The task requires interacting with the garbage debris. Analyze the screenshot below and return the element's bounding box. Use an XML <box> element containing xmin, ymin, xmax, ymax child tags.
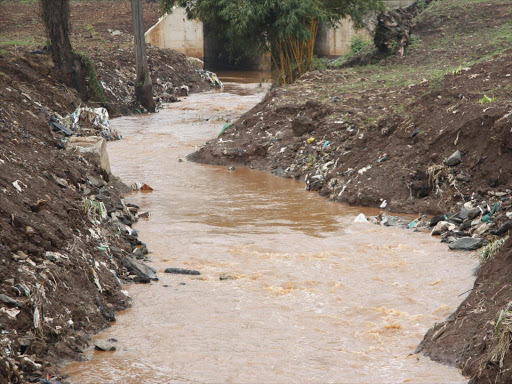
<box><xmin>52</xmin><ymin>106</ymin><xmax>121</xmax><ymax>141</ymax></box>
<box><xmin>12</xmin><ymin>180</ymin><xmax>27</xmax><ymax>193</ymax></box>
<box><xmin>218</xmin><ymin>123</ymin><xmax>231</xmax><ymax>138</ymax></box>
<box><xmin>354</xmin><ymin>213</ymin><xmax>369</xmax><ymax>223</ymax></box>
<box><xmin>131</xmin><ymin>182</ymin><xmax>154</xmax><ymax>192</ymax></box>
<box><xmin>49</xmin><ymin>116</ymin><xmax>74</xmax><ymax>136</ymax></box>
<box><xmin>201</xmin><ymin>71</ymin><xmax>223</xmax><ymax>88</ymax></box>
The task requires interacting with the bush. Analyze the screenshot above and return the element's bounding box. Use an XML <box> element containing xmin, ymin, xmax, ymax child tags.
<box><xmin>350</xmin><ymin>35</ymin><xmax>371</xmax><ymax>55</ymax></box>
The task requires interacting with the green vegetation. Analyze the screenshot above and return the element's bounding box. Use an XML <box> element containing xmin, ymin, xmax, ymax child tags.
<box><xmin>479</xmin><ymin>302</ymin><xmax>512</xmax><ymax>376</ymax></box>
<box><xmin>160</xmin><ymin>0</ymin><xmax>384</xmax><ymax>84</ymax></box>
<box><xmin>406</xmin><ymin>35</ymin><xmax>422</xmax><ymax>53</ymax></box>
<box><xmin>350</xmin><ymin>35</ymin><xmax>371</xmax><ymax>54</ymax></box>
<box><xmin>312</xmin><ymin>56</ymin><xmax>330</xmax><ymax>71</ymax></box>
<box><xmin>479</xmin><ymin>236</ymin><xmax>509</xmax><ymax>265</ymax></box>
<box><xmin>0</xmin><ymin>38</ymin><xmax>35</xmax><ymax>46</ymax></box>
<box><xmin>479</xmin><ymin>94</ymin><xmax>496</xmax><ymax>104</ymax></box>
<box><xmin>78</xmin><ymin>53</ymin><xmax>107</xmax><ymax>105</ymax></box>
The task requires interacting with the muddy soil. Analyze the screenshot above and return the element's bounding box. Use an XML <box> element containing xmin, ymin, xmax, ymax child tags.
<box><xmin>0</xmin><ymin>0</ymin><xmax>212</xmax><ymax>116</ymax></box>
<box><xmin>0</xmin><ymin>1</ymin><xmax>212</xmax><ymax>382</ymax></box>
<box><xmin>190</xmin><ymin>0</ymin><xmax>512</xmax><ymax>382</ymax></box>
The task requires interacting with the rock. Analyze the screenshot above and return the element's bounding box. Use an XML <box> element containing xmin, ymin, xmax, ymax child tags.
<box><xmin>473</xmin><ymin>223</ymin><xmax>493</xmax><ymax>235</ymax></box>
<box><xmin>291</xmin><ymin>116</ymin><xmax>315</xmax><ymax>136</ymax></box>
<box><xmin>444</xmin><ymin>150</ymin><xmax>462</xmax><ymax>166</ymax></box>
<box><xmin>94</xmin><ymin>339</ymin><xmax>116</xmax><ymax>351</ymax></box>
<box><xmin>458</xmin><ymin>207</ymin><xmax>470</xmax><ymax>220</ymax></box>
<box><xmin>448</xmin><ymin>237</ymin><xmax>485</xmax><ymax>251</ymax></box>
<box><xmin>219</xmin><ymin>274</ymin><xmax>234</xmax><ymax>281</ymax></box>
<box><xmin>87</xmin><ymin>175</ymin><xmax>104</xmax><ymax>188</ymax></box>
<box><xmin>354</xmin><ymin>213</ymin><xmax>368</xmax><ymax>223</ymax></box>
<box><xmin>164</xmin><ymin>268</ymin><xmax>201</xmax><ymax>275</ymax></box>
<box><xmin>121</xmin><ymin>256</ymin><xmax>157</xmax><ymax>283</ymax></box>
<box><xmin>460</xmin><ymin>221</ymin><xmax>472</xmax><ymax>231</ymax></box>
<box><xmin>456</xmin><ymin>173</ymin><xmax>471</xmax><ymax>182</ymax></box>
<box><xmin>431</xmin><ymin>221</ymin><xmax>455</xmax><ymax>236</ymax></box>
<box><xmin>429</xmin><ymin>214</ymin><xmax>447</xmax><ymax>227</ymax></box>
<box><xmin>492</xmin><ymin>221</ymin><xmax>512</xmax><ymax>236</ymax></box>
<box><xmin>67</xmin><ymin>136</ymin><xmax>111</xmax><ymax>174</ymax></box>
<box><xmin>467</xmin><ymin>207</ymin><xmax>481</xmax><ymax>220</ymax></box>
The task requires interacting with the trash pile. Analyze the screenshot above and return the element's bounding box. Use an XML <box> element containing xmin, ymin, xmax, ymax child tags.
<box><xmin>0</xmin><ymin>171</ymin><xmax>156</xmax><ymax>383</ymax></box>
<box><xmin>353</xmin><ymin>188</ymin><xmax>512</xmax><ymax>251</ymax></box>
<box><xmin>201</xmin><ymin>71</ymin><xmax>224</xmax><ymax>88</ymax></box>
<box><xmin>49</xmin><ymin>106</ymin><xmax>122</xmax><ymax>141</ymax></box>
<box><xmin>90</xmin><ymin>46</ymin><xmax>214</xmax><ymax>115</ymax></box>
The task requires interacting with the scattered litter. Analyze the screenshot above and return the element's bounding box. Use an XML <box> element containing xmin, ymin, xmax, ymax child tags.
<box><xmin>0</xmin><ymin>307</ymin><xmax>20</xmax><ymax>319</ymax></box>
<box><xmin>218</xmin><ymin>123</ymin><xmax>231</xmax><ymax>138</ymax></box>
<box><xmin>358</xmin><ymin>165</ymin><xmax>372</xmax><ymax>175</ymax></box>
<box><xmin>131</xmin><ymin>182</ymin><xmax>153</xmax><ymax>192</ymax></box>
<box><xmin>380</xmin><ymin>200</ymin><xmax>387</xmax><ymax>209</ymax></box>
<box><xmin>49</xmin><ymin>116</ymin><xmax>74</xmax><ymax>136</ymax></box>
<box><xmin>12</xmin><ymin>180</ymin><xmax>27</xmax><ymax>193</ymax></box>
<box><xmin>307</xmin><ymin>137</ymin><xmax>315</xmax><ymax>144</ymax></box>
<box><xmin>201</xmin><ymin>71</ymin><xmax>223</xmax><ymax>88</ymax></box>
<box><xmin>354</xmin><ymin>213</ymin><xmax>368</xmax><ymax>223</ymax></box>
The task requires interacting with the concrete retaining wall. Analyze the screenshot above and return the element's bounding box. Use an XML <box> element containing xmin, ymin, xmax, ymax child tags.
<box><xmin>145</xmin><ymin>8</ymin><xmax>204</xmax><ymax>60</ymax></box>
<box><xmin>315</xmin><ymin>0</ymin><xmax>416</xmax><ymax>56</ymax></box>
<box><xmin>145</xmin><ymin>0</ymin><xmax>416</xmax><ymax>64</ymax></box>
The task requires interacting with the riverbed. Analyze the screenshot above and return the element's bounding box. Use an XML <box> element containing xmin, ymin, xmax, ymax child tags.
<box><xmin>64</xmin><ymin>80</ymin><xmax>477</xmax><ymax>383</ymax></box>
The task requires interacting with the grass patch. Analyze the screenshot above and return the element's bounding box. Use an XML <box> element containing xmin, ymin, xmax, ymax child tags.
<box><xmin>0</xmin><ymin>38</ymin><xmax>35</xmax><ymax>47</ymax></box>
<box><xmin>312</xmin><ymin>56</ymin><xmax>329</xmax><ymax>71</ymax></box>
<box><xmin>479</xmin><ymin>94</ymin><xmax>496</xmax><ymax>103</ymax></box>
<box><xmin>479</xmin><ymin>236</ymin><xmax>508</xmax><ymax>265</ymax></box>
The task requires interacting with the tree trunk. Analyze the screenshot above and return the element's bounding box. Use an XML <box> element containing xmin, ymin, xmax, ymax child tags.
<box><xmin>131</xmin><ymin>0</ymin><xmax>155</xmax><ymax>112</ymax></box>
<box><xmin>40</xmin><ymin>0</ymin><xmax>83</xmax><ymax>94</ymax></box>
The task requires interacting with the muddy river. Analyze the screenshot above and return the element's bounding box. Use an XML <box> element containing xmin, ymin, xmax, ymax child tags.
<box><xmin>64</xmin><ymin>79</ymin><xmax>477</xmax><ymax>383</ymax></box>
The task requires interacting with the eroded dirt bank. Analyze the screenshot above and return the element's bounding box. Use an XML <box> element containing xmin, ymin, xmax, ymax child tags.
<box><xmin>0</xmin><ymin>1</ymin><xmax>213</xmax><ymax>382</ymax></box>
<box><xmin>64</xmin><ymin>84</ymin><xmax>475</xmax><ymax>384</ymax></box>
<box><xmin>189</xmin><ymin>0</ymin><xmax>512</xmax><ymax>382</ymax></box>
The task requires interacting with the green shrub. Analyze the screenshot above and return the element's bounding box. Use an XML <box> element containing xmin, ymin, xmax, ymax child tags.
<box><xmin>350</xmin><ymin>35</ymin><xmax>371</xmax><ymax>55</ymax></box>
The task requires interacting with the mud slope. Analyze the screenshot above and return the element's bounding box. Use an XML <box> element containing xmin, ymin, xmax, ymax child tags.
<box><xmin>0</xmin><ymin>1</ymin><xmax>211</xmax><ymax>382</ymax></box>
<box><xmin>189</xmin><ymin>0</ymin><xmax>512</xmax><ymax>382</ymax></box>
<box><xmin>0</xmin><ymin>0</ymin><xmax>212</xmax><ymax>116</ymax></box>
<box><xmin>191</xmin><ymin>0</ymin><xmax>512</xmax><ymax>215</ymax></box>
<box><xmin>418</xmin><ymin>237</ymin><xmax>512</xmax><ymax>383</ymax></box>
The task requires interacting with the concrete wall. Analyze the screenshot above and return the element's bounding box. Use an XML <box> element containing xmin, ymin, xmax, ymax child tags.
<box><xmin>145</xmin><ymin>8</ymin><xmax>204</xmax><ymax>60</ymax></box>
<box><xmin>146</xmin><ymin>0</ymin><xmax>416</xmax><ymax>64</ymax></box>
<box><xmin>315</xmin><ymin>17</ymin><xmax>371</xmax><ymax>57</ymax></box>
<box><xmin>314</xmin><ymin>0</ymin><xmax>415</xmax><ymax>57</ymax></box>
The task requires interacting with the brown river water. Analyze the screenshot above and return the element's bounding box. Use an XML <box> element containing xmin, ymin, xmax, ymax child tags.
<box><xmin>64</xmin><ymin>79</ymin><xmax>478</xmax><ymax>383</ymax></box>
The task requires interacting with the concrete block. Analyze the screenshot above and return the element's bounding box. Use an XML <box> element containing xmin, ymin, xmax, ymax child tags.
<box><xmin>67</xmin><ymin>136</ymin><xmax>111</xmax><ymax>174</ymax></box>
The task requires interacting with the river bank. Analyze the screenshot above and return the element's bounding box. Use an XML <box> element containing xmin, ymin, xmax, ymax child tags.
<box><xmin>63</xmin><ymin>83</ymin><xmax>476</xmax><ymax>383</ymax></box>
<box><xmin>0</xmin><ymin>1</ymin><xmax>214</xmax><ymax>382</ymax></box>
<box><xmin>189</xmin><ymin>0</ymin><xmax>512</xmax><ymax>382</ymax></box>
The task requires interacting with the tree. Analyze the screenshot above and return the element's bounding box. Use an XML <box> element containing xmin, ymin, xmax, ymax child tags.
<box><xmin>131</xmin><ymin>0</ymin><xmax>156</xmax><ymax>112</ymax></box>
<box><xmin>40</xmin><ymin>0</ymin><xmax>106</xmax><ymax>103</ymax></box>
<box><xmin>40</xmin><ymin>0</ymin><xmax>83</xmax><ymax>94</ymax></box>
<box><xmin>161</xmin><ymin>0</ymin><xmax>384</xmax><ymax>83</ymax></box>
